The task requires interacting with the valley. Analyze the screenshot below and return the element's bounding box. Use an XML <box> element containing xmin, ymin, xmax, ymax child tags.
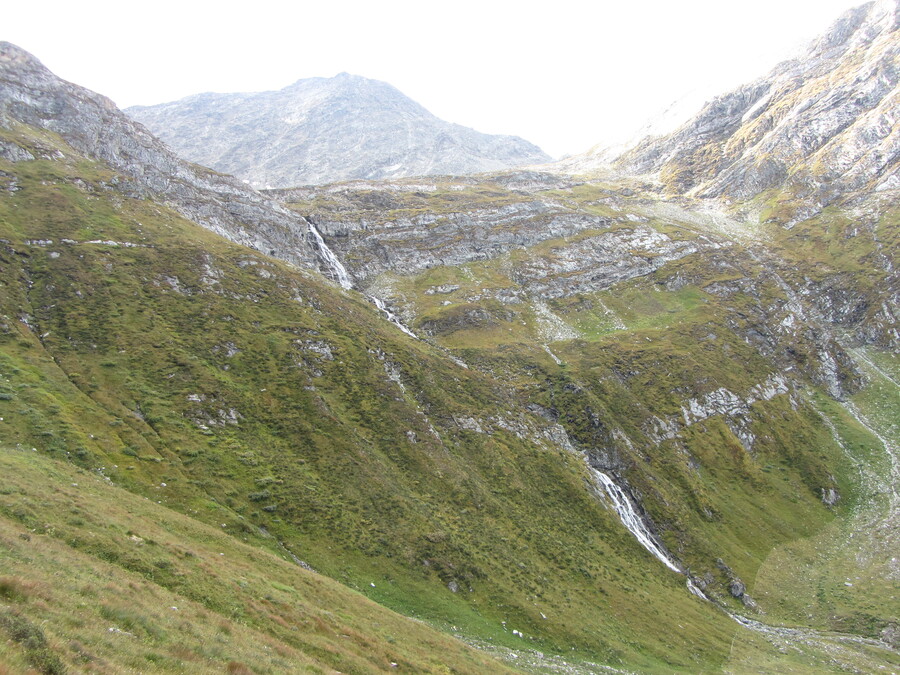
<box><xmin>0</xmin><ymin>1</ymin><xmax>898</xmax><ymax>672</ymax></box>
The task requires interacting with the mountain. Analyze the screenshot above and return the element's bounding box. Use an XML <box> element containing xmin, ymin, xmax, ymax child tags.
<box><xmin>0</xmin><ymin>8</ymin><xmax>898</xmax><ymax>673</ymax></box>
<box><xmin>616</xmin><ymin>0</ymin><xmax>899</xmax><ymax>207</ymax></box>
<box><xmin>126</xmin><ymin>73</ymin><xmax>550</xmax><ymax>188</ymax></box>
<box><xmin>0</xmin><ymin>43</ymin><xmax>326</xmax><ymax>271</ymax></box>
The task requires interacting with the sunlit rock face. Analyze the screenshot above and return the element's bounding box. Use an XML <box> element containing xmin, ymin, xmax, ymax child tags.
<box><xmin>561</xmin><ymin>1</ymin><xmax>899</xmax><ymax>209</ymax></box>
<box><xmin>619</xmin><ymin>0</ymin><xmax>899</xmax><ymax>201</ymax></box>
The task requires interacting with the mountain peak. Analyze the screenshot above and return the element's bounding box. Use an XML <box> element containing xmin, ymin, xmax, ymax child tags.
<box><xmin>127</xmin><ymin>75</ymin><xmax>549</xmax><ymax>187</ymax></box>
<box><xmin>0</xmin><ymin>42</ymin><xmax>60</xmax><ymax>88</ymax></box>
<box><xmin>0</xmin><ymin>41</ymin><xmax>44</xmax><ymax>68</ymax></box>
<box><xmin>808</xmin><ymin>0</ymin><xmax>898</xmax><ymax>58</ymax></box>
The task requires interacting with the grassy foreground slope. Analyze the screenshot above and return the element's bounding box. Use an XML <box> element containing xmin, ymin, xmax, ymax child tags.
<box><xmin>0</xmin><ymin>448</ymin><xmax>515</xmax><ymax>674</ymax></box>
<box><xmin>0</xmin><ymin>127</ymin><xmax>736</xmax><ymax>672</ymax></box>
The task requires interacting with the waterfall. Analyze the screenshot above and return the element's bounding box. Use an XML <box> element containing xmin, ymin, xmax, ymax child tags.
<box><xmin>308</xmin><ymin>222</ymin><xmax>352</xmax><ymax>290</ymax></box>
<box><xmin>590</xmin><ymin>468</ymin><xmax>682</xmax><ymax>573</ymax></box>
<box><xmin>369</xmin><ymin>295</ymin><xmax>418</xmax><ymax>339</ymax></box>
<box><xmin>687</xmin><ymin>578</ymin><xmax>710</xmax><ymax>600</ymax></box>
<box><xmin>589</xmin><ymin>467</ymin><xmax>868</xmax><ymax>646</ymax></box>
<box><xmin>306</xmin><ymin>222</ymin><xmax>417</xmax><ymax>338</ymax></box>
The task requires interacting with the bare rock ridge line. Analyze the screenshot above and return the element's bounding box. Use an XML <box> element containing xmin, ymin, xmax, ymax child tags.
<box><xmin>0</xmin><ymin>41</ymin><xmax>323</xmax><ymax>274</ymax></box>
<box><xmin>126</xmin><ymin>73</ymin><xmax>550</xmax><ymax>188</ymax></box>
<box><xmin>560</xmin><ymin>0</ymin><xmax>899</xmax><ymax>215</ymax></box>
<box><xmin>620</xmin><ymin>0</ymin><xmax>900</xmax><ymax>202</ymax></box>
<box><xmin>0</xmin><ymin>44</ymin><xmax>422</xmax><ymax>338</ymax></box>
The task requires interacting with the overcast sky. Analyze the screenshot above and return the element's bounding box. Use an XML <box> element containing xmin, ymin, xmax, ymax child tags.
<box><xmin>6</xmin><ymin>0</ymin><xmax>863</xmax><ymax>158</ymax></box>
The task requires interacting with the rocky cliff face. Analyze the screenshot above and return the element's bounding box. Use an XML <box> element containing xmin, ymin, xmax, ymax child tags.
<box><xmin>126</xmin><ymin>74</ymin><xmax>550</xmax><ymax>188</ymax></box>
<box><xmin>0</xmin><ymin>42</ymin><xmax>321</xmax><ymax>270</ymax></box>
<box><xmin>273</xmin><ymin>175</ymin><xmax>707</xmax><ymax>298</ymax></box>
<box><xmin>277</xmin><ymin>170</ymin><xmax>883</xmax><ymax>397</ymax></box>
<box><xmin>604</xmin><ymin>0</ymin><xmax>899</xmax><ymax>208</ymax></box>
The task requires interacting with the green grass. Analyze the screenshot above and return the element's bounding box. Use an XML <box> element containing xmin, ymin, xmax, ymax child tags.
<box><xmin>748</xmin><ymin>350</ymin><xmax>899</xmax><ymax>643</ymax></box>
<box><xmin>0</xmin><ymin>448</ymin><xmax>517</xmax><ymax>674</ymax></box>
<box><xmin>0</xmin><ymin>124</ymin><xmax>897</xmax><ymax>673</ymax></box>
<box><xmin>0</xmin><ymin>138</ymin><xmax>743</xmax><ymax>671</ymax></box>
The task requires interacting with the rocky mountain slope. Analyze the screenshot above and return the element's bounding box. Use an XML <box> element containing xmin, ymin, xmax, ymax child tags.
<box><xmin>127</xmin><ymin>73</ymin><xmax>550</xmax><ymax>188</ymax></box>
<box><xmin>0</xmin><ymin>42</ymin><xmax>328</xmax><ymax>271</ymax></box>
<box><xmin>562</xmin><ymin>0</ymin><xmax>898</xmax><ymax>217</ymax></box>
<box><xmin>0</xmin><ymin>7</ymin><xmax>898</xmax><ymax>672</ymax></box>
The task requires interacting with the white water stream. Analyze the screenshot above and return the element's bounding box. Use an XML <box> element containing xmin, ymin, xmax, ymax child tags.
<box><xmin>590</xmin><ymin>468</ymin><xmax>682</xmax><ymax>573</ymax></box>
<box><xmin>308</xmin><ymin>222</ymin><xmax>352</xmax><ymax>290</ymax></box>
<box><xmin>591</xmin><ymin>463</ymin><xmax>896</xmax><ymax>659</ymax></box>
<box><xmin>589</xmin><ymin>375</ymin><xmax>900</xmax><ymax>666</ymax></box>
<box><xmin>369</xmin><ymin>295</ymin><xmax>418</xmax><ymax>339</ymax></box>
<box><xmin>308</xmin><ymin>222</ymin><xmax>418</xmax><ymax>338</ymax></box>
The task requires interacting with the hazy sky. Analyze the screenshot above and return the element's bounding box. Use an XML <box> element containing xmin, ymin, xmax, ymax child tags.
<box><xmin>6</xmin><ymin>0</ymin><xmax>864</xmax><ymax>158</ymax></box>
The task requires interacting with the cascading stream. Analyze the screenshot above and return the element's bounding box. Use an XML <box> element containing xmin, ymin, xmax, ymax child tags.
<box><xmin>590</xmin><ymin>468</ymin><xmax>682</xmax><ymax>573</ymax></box>
<box><xmin>308</xmin><ymin>221</ymin><xmax>352</xmax><ymax>290</ymax></box>
<box><xmin>592</xmin><ymin>468</ymin><xmax>749</xmax><ymax>611</ymax></box>
<box><xmin>308</xmin><ymin>221</ymin><xmax>418</xmax><ymax>338</ymax></box>
<box><xmin>591</xmin><ymin>465</ymin><xmax>891</xmax><ymax>653</ymax></box>
<box><xmin>592</xmin><ymin>468</ymin><xmax>777</xmax><ymax>624</ymax></box>
<box><xmin>369</xmin><ymin>295</ymin><xmax>418</xmax><ymax>338</ymax></box>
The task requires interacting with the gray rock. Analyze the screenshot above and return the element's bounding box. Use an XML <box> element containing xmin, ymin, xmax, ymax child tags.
<box><xmin>278</xmin><ymin>178</ymin><xmax>703</xmax><ymax>300</ymax></box>
<box><xmin>0</xmin><ymin>42</ymin><xmax>323</xmax><ymax>274</ymax></box>
<box><xmin>741</xmin><ymin>594</ymin><xmax>760</xmax><ymax>612</ymax></box>
<box><xmin>882</xmin><ymin>622</ymin><xmax>900</xmax><ymax>648</ymax></box>
<box><xmin>127</xmin><ymin>73</ymin><xmax>550</xmax><ymax>188</ymax></box>
<box><xmin>608</xmin><ymin>1</ymin><xmax>899</xmax><ymax>209</ymax></box>
<box><xmin>821</xmin><ymin>487</ymin><xmax>841</xmax><ymax>506</ymax></box>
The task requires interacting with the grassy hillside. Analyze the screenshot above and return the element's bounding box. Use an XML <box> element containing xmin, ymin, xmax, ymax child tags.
<box><xmin>0</xmin><ymin>448</ymin><xmax>516</xmax><ymax>674</ymax></box>
<box><xmin>0</xmin><ymin>126</ymin><xmax>896</xmax><ymax>672</ymax></box>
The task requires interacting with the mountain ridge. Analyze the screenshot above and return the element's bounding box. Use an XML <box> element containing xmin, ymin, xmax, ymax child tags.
<box><xmin>126</xmin><ymin>73</ymin><xmax>550</xmax><ymax>188</ymax></box>
<box><xmin>554</xmin><ymin>0</ymin><xmax>899</xmax><ymax>220</ymax></box>
<box><xmin>0</xmin><ymin>41</ymin><xmax>326</xmax><ymax>270</ymax></box>
<box><xmin>617</xmin><ymin>0</ymin><xmax>899</xmax><ymax>204</ymax></box>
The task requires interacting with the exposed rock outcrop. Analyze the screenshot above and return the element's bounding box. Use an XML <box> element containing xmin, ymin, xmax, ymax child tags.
<box><xmin>274</xmin><ymin>177</ymin><xmax>708</xmax><ymax>299</ymax></box>
<box><xmin>0</xmin><ymin>41</ymin><xmax>322</xmax><ymax>271</ymax></box>
<box><xmin>613</xmin><ymin>0</ymin><xmax>899</xmax><ymax>206</ymax></box>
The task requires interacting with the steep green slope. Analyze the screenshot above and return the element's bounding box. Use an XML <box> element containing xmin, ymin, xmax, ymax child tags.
<box><xmin>1</xmin><ymin>23</ymin><xmax>897</xmax><ymax>671</ymax></box>
<box><xmin>748</xmin><ymin>349</ymin><xmax>900</xmax><ymax>640</ymax></box>
<box><xmin>3</xmin><ymin>123</ymin><xmax>897</xmax><ymax>673</ymax></box>
<box><xmin>0</xmin><ymin>448</ymin><xmax>516</xmax><ymax>674</ymax></box>
<box><xmin>280</xmin><ymin>169</ymin><xmax>898</xmax><ymax>670</ymax></box>
<box><xmin>0</xmin><ymin>127</ymin><xmax>745</xmax><ymax>672</ymax></box>
<box><xmin>382</xmin><ymin>254</ymin><xmax>857</xmax><ymax>591</ymax></box>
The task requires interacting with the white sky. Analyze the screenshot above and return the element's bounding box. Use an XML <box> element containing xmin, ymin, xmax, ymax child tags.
<box><xmin>5</xmin><ymin>0</ymin><xmax>863</xmax><ymax>158</ymax></box>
